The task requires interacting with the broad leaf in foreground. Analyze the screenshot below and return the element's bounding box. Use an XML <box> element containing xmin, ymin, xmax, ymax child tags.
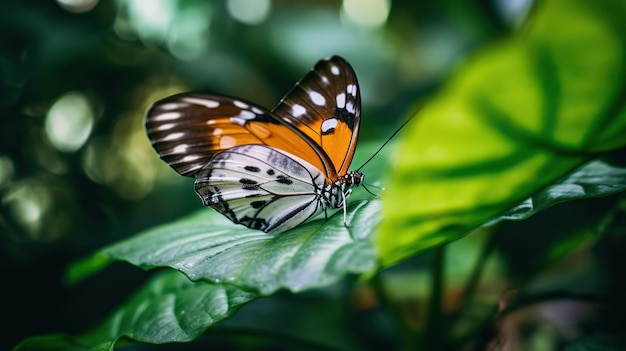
<box><xmin>14</xmin><ymin>270</ymin><xmax>257</xmax><ymax>351</ymax></box>
<box><xmin>73</xmin><ymin>200</ymin><xmax>380</xmax><ymax>295</ymax></box>
<box><xmin>378</xmin><ymin>0</ymin><xmax>626</xmax><ymax>265</ymax></box>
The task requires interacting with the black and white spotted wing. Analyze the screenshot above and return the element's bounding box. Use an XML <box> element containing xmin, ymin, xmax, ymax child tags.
<box><xmin>195</xmin><ymin>144</ymin><xmax>331</xmax><ymax>233</ymax></box>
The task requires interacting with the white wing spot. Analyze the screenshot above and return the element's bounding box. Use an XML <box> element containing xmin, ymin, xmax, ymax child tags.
<box><xmin>321</xmin><ymin>76</ymin><xmax>330</xmax><ymax>85</ymax></box>
<box><xmin>152</xmin><ymin>112</ymin><xmax>182</xmax><ymax>121</ymax></box>
<box><xmin>282</xmin><ymin>117</ymin><xmax>293</xmax><ymax>123</ymax></box>
<box><xmin>163</xmin><ymin>132</ymin><xmax>184</xmax><ymax>141</ymax></box>
<box><xmin>234</xmin><ymin>100</ymin><xmax>249</xmax><ymax>109</ymax></box>
<box><xmin>182</xmin><ymin>155</ymin><xmax>200</xmax><ymax>162</ymax></box>
<box><xmin>321</xmin><ymin>118</ymin><xmax>338</xmax><ymax>134</ymax></box>
<box><xmin>213</xmin><ymin>128</ymin><xmax>222</xmax><ymax>135</ymax></box>
<box><xmin>346</xmin><ymin>101</ymin><xmax>355</xmax><ymax>113</ymax></box>
<box><xmin>230</xmin><ymin>117</ymin><xmax>246</xmax><ymax>126</ymax></box>
<box><xmin>182</xmin><ymin>97</ymin><xmax>220</xmax><ymax>108</ymax></box>
<box><xmin>347</xmin><ymin>84</ymin><xmax>357</xmax><ymax>97</ymax></box>
<box><xmin>336</xmin><ymin>93</ymin><xmax>346</xmax><ymax>108</ymax></box>
<box><xmin>158</xmin><ymin>123</ymin><xmax>175</xmax><ymax>131</ymax></box>
<box><xmin>220</xmin><ymin>135</ymin><xmax>236</xmax><ymax>148</ymax></box>
<box><xmin>251</xmin><ymin>107</ymin><xmax>264</xmax><ymax>114</ymax></box>
<box><xmin>292</xmin><ymin>104</ymin><xmax>306</xmax><ymax>117</ymax></box>
<box><xmin>330</xmin><ymin>65</ymin><xmax>340</xmax><ymax>75</ymax></box>
<box><xmin>308</xmin><ymin>91</ymin><xmax>326</xmax><ymax>106</ymax></box>
<box><xmin>236</xmin><ymin>110</ymin><xmax>256</xmax><ymax>120</ymax></box>
<box><xmin>173</xmin><ymin>144</ymin><xmax>188</xmax><ymax>153</ymax></box>
<box><xmin>158</xmin><ymin>102</ymin><xmax>187</xmax><ymax>110</ymax></box>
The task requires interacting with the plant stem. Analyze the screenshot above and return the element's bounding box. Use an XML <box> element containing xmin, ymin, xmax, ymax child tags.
<box><xmin>448</xmin><ymin>230</ymin><xmax>497</xmax><ymax>328</ymax></box>
<box><xmin>371</xmin><ymin>271</ymin><xmax>418</xmax><ymax>350</ymax></box>
<box><xmin>420</xmin><ymin>246</ymin><xmax>446</xmax><ymax>349</ymax></box>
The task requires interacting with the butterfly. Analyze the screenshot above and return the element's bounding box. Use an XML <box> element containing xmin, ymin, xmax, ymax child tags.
<box><xmin>145</xmin><ymin>56</ymin><xmax>363</xmax><ymax>233</ymax></box>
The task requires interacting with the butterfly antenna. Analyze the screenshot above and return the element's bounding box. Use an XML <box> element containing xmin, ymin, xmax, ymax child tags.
<box><xmin>363</xmin><ymin>182</ymin><xmax>382</xmax><ymax>190</ymax></box>
<box><xmin>361</xmin><ymin>182</ymin><xmax>380</xmax><ymax>197</ymax></box>
<box><xmin>356</xmin><ymin>111</ymin><xmax>419</xmax><ymax>172</ymax></box>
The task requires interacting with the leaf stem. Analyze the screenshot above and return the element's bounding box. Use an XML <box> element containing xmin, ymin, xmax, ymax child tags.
<box><xmin>420</xmin><ymin>246</ymin><xmax>446</xmax><ymax>349</ymax></box>
<box><xmin>447</xmin><ymin>230</ymin><xmax>497</xmax><ymax>329</ymax></box>
<box><xmin>370</xmin><ymin>271</ymin><xmax>418</xmax><ymax>350</ymax></box>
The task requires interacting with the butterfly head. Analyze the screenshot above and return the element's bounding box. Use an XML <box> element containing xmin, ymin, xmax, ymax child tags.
<box><xmin>341</xmin><ymin>170</ymin><xmax>365</xmax><ymax>186</ymax></box>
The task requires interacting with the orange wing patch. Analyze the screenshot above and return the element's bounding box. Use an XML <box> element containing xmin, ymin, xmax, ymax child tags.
<box><xmin>145</xmin><ymin>56</ymin><xmax>361</xmax><ymax>182</ymax></box>
<box><xmin>271</xmin><ymin>57</ymin><xmax>361</xmax><ymax>177</ymax></box>
<box><xmin>146</xmin><ymin>94</ymin><xmax>334</xmax><ymax>179</ymax></box>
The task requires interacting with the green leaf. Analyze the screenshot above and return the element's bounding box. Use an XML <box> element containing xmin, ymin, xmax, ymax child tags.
<box><xmin>83</xmin><ymin>200</ymin><xmax>379</xmax><ymax>295</ymax></box>
<box><xmin>12</xmin><ymin>335</ymin><xmax>111</xmax><ymax>351</ymax></box>
<box><xmin>217</xmin><ymin>292</ymin><xmax>362</xmax><ymax>351</ymax></box>
<box><xmin>64</xmin><ymin>251</ymin><xmax>112</xmax><ymax>286</ymax></box>
<box><xmin>14</xmin><ymin>270</ymin><xmax>257</xmax><ymax>351</ymax></box>
<box><xmin>378</xmin><ymin>0</ymin><xmax>626</xmax><ymax>266</ymax></box>
<box><xmin>488</xmin><ymin>160</ymin><xmax>626</xmax><ymax>224</ymax></box>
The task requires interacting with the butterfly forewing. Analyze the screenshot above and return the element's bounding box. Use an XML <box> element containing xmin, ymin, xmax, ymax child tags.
<box><xmin>147</xmin><ymin>94</ymin><xmax>335</xmax><ymax>179</ymax></box>
<box><xmin>146</xmin><ymin>95</ymin><xmax>263</xmax><ymax>176</ymax></box>
<box><xmin>146</xmin><ymin>56</ymin><xmax>361</xmax><ymax>181</ymax></box>
<box><xmin>272</xmin><ymin>56</ymin><xmax>361</xmax><ymax>177</ymax></box>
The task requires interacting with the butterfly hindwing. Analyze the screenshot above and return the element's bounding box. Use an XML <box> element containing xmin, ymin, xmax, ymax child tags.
<box><xmin>195</xmin><ymin>145</ymin><xmax>326</xmax><ymax>232</ymax></box>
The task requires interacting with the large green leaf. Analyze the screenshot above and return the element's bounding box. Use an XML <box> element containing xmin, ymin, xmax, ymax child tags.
<box><xmin>378</xmin><ymin>0</ymin><xmax>626</xmax><ymax>265</ymax></box>
<box><xmin>14</xmin><ymin>270</ymin><xmax>257</xmax><ymax>351</ymax></box>
<box><xmin>487</xmin><ymin>160</ymin><xmax>626</xmax><ymax>224</ymax></box>
<box><xmin>75</xmin><ymin>200</ymin><xmax>379</xmax><ymax>295</ymax></box>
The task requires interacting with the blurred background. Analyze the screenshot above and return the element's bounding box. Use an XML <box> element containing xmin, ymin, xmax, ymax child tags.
<box><xmin>0</xmin><ymin>0</ymin><xmax>544</xmax><ymax>349</ymax></box>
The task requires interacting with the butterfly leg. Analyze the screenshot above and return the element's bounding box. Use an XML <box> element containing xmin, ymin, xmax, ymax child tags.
<box><xmin>341</xmin><ymin>189</ymin><xmax>350</xmax><ymax>228</ymax></box>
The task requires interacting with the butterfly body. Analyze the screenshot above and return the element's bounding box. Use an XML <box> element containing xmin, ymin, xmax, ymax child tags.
<box><xmin>146</xmin><ymin>56</ymin><xmax>362</xmax><ymax>233</ymax></box>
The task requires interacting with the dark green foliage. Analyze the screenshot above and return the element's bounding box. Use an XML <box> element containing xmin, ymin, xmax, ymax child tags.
<box><xmin>4</xmin><ymin>0</ymin><xmax>626</xmax><ymax>350</ymax></box>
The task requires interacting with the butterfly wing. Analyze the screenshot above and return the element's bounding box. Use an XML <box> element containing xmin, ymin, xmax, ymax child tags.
<box><xmin>195</xmin><ymin>145</ymin><xmax>326</xmax><ymax>233</ymax></box>
<box><xmin>145</xmin><ymin>57</ymin><xmax>364</xmax><ymax>233</ymax></box>
<box><xmin>145</xmin><ymin>94</ymin><xmax>331</xmax><ymax>178</ymax></box>
<box><xmin>272</xmin><ymin>56</ymin><xmax>361</xmax><ymax>176</ymax></box>
<box><xmin>145</xmin><ymin>56</ymin><xmax>361</xmax><ymax>180</ymax></box>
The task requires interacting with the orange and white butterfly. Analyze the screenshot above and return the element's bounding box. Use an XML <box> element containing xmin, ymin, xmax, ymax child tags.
<box><xmin>145</xmin><ymin>56</ymin><xmax>363</xmax><ymax>233</ymax></box>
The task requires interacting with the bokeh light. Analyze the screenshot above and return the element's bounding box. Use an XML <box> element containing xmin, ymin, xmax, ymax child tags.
<box><xmin>2</xmin><ymin>179</ymin><xmax>51</xmax><ymax>240</ymax></box>
<box><xmin>44</xmin><ymin>91</ymin><xmax>94</xmax><ymax>153</ymax></box>
<box><xmin>227</xmin><ymin>0</ymin><xmax>271</xmax><ymax>25</ymax></box>
<box><xmin>101</xmin><ymin>112</ymin><xmax>158</xmax><ymax>200</ymax></box>
<box><xmin>495</xmin><ymin>0</ymin><xmax>534</xmax><ymax>27</ymax></box>
<box><xmin>0</xmin><ymin>156</ymin><xmax>14</xmax><ymax>187</ymax></box>
<box><xmin>56</xmin><ymin>0</ymin><xmax>99</xmax><ymax>13</ymax></box>
<box><xmin>114</xmin><ymin>0</ymin><xmax>211</xmax><ymax>60</ymax></box>
<box><xmin>115</xmin><ymin>0</ymin><xmax>174</xmax><ymax>43</ymax></box>
<box><xmin>341</xmin><ymin>0</ymin><xmax>391</xmax><ymax>28</ymax></box>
